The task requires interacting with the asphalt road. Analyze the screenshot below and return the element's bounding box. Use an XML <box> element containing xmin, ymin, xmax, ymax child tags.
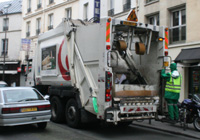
<box><xmin>0</xmin><ymin>122</ymin><xmax>197</xmax><ymax>140</ymax></box>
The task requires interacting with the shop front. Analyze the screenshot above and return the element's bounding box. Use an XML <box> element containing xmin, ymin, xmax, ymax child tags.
<box><xmin>175</xmin><ymin>47</ymin><xmax>200</xmax><ymax>97</ymax></box>
<box><xmin>0</xmin><ymin>61</ymin><xmax>20</xmax><ymax>86</ymax></box>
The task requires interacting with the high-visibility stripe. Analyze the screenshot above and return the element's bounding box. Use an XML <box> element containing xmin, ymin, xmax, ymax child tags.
<box><xmin>165</xmin><ymin>30</ymin><xmax>168</xmax><ymax>49</ymax></box>
<box><xmin>106</xmin><ymin>22</ymin><xmax>110</xmax><ymax>42</ymax></box>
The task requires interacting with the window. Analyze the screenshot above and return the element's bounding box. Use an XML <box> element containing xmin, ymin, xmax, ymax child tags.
<box><xmin>170</xmin><ymin>8</ymin><xmax>186</xmax><ymax>44</ymax></box>
<box><xmin>66</xmin><ymin>8</ymin><xmax>72</xmax><ymax>19</ymax></box>
<box><xmin>27</xmin><ymin>0</ymin><xmax>31</xmax><ymax>13</ymax></box>
<box><xmin>49</xmin><ymin>0</ymin><xmax>54</xmax><ymax>5</ymax></box>
<box><xmin>37</xmin><ymin>0</ymin><xmax>42</xmax><ymax>9</ymax></box>
<box><xmin>3</xmin><ymin>18</ymin><xmax>9</xmax><ymax>31</ymax></box>
<box><xmin>108</xmin><ymin>0</ymin><xmax>114</xmax><ymax>16</ymax></box>
<box><xmin>123</xmin><ymin>0</ymin><xmax>131</xmax><ymax>11</ymax></box>
<box><xmin>1</xmin><ymin>39</ymin><xmax>8</xmax><ymax>56</ymax></box>
<box><xmin>83</xmin><ymin>3</ymin><xmax>88</xmax><ymax>21</ymax></box>
<box><xmin>36</xmin><ymin>18</ymin><xmax>41</xmax><ymax>35</ymax></box>
<box><xmin>147</xmin><ymin>14</ymin><xmax>159</xmax><ymax>26</ymax></box>
<box><xmin>26</xmin><ymin>22</ymin><xmax>30</xmax><ymax>37</ymax></box>
<box><xmin>48</xmin><ymin>14</ymin><xmax>53</xmax><ymax>30</ymax></box>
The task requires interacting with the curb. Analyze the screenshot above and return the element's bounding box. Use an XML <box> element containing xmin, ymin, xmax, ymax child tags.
<box><xmin>131</xmin><ymin>123</ymin><xmax>200</xmax><ymax>139</ymax></box>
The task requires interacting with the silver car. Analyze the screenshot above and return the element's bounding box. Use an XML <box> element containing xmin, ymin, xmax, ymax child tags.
<box><xmin>0</xmin><ymin>87</ymin><xmax>51</xmax><ymax>129</ymax></box>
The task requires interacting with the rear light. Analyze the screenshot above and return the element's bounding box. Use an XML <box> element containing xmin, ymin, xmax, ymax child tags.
<box><xmin>38</xmin><ymin>104</ymin><xmax>51</xmax><ymax>111</ymax></box>
<box><xmin>105</xmin><ymin>71</ymin><xmax>112</xmax><ymax>102</ymax></box>
<box><xmin>106</xmin><ymin>45</ymin><xmax>111</xmax><ymax>50</ymax></box>
<box><xmin>2</xmin><ymin>107</ymin><xmax>20</xmax><ymax>114</ymax></box>
<box><xmin>165</xmin><ymin>51</ymin><xmax>168</xmax><ymax>56</ymax></box>
<box><xmin>2</xmin><ymin>104</ymin><xmax>50</xmax><ymax>114</ymax></box>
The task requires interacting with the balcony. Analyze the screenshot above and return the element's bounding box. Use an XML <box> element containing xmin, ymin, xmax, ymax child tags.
<box><xmin>37</xmin><ymin>3</ymin><xmax>42</xmax><ymax>9</ymax></box>
<box><xmin>108</xmin><ymin>9</ymin><xmax>114</xmax><ymax>16</ymax></box>
<box><xmin>26</xmin><ymin>32</ymin><xmax>30</xmax><ymax>37</ymax></box>
<box><xmin>27</xmin><ymin>8</ymin><xmax>31</xmax><ymax>13</ymax></box>
<box><xmin>123</xmin><ymin>2</ymin><xmax>131</xmax><ymax>12</ymax></box>
<box><xmin>36</xmin><ymin>29</ymin><xmax>40</xmax><ymax>35</ymax></box>
<box><xmin>3</xmin><ymin>26</ymin><xmax>8</xmax><ymax>31</ymax></box>
<box><xmin>49</xmin><ymin>0</ymin><xmax>54</xmax><ymax>4</ymax></box>
<box><xmin>48</xmin><ymin>25</ymin><xmax>53</xmax><ymax>30</ymax></box>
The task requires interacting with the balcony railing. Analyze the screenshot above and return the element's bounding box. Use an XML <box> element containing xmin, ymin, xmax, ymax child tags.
<box><xmin>3</xmin><ymin>26</ymin><xmax>8</xmax><ymax>31</ymax></box>
<box><xmin>48</xmin><ymin>25</ymin><xmax>53</xmax><ymax>30</ymax></box>
<box><xmin>36</xmin><ymin>29</ymin><xmax>40</xmax><ymax>35</ymax></box>
<box><xmin>49</xmin><ymin>0</ymin><xmax>54</xmax><ymax>4</ymax></box>
<box><xmin>26</xmin><ymin>32</ymin><xmax>30</xmax><ymax>37</ymax></box>
<box><xmin>37</xmin><ymin>3</ymin><xmax>42</xmax><ymax>9</ymax></box>
<box><xmin>27</xmin><ymin>8</ymin><xmax>31</xmax><ymax>13</ymax></box>
<box><xmin>123</xmin><ymin>2</ymin><xmax>131</xmax><ymax>11</ymax></box>
<box><xmin>108</xmin><ymin>9</ymin><xmax>114</xmax><ymax>16</ymax></box>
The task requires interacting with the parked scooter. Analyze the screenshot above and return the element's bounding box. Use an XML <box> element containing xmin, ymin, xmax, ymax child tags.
<box><xmin>178</xmin><ymin>94</ymin><xmax>200</xmax><ymax>131</ymax></box>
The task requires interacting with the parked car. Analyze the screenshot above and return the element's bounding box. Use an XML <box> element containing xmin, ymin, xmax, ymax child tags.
<box><xmin>0</xmin><ymin>87</ymin><xmax>51</xmax><ymax>129</ymax></box>
<box><xmin>0</xmin><ymin>81</ymin><xmax>8</xmax><ymax>87</ymax></box>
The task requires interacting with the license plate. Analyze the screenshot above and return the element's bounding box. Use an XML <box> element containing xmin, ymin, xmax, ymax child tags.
<box><xmin>21</xmin><ymin>107</ymin><xmax>37</xmax><ymax>113</ymax></box>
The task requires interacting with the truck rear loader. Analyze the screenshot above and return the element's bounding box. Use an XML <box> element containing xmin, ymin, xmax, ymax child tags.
<box><xmin>26</xmin><ymin>12</ymin><xmax>170</xmax><ymax>128</ymax></box>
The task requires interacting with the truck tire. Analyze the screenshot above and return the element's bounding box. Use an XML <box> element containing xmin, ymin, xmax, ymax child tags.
<box><xmin>65</xmin><ymin>98</ymin><xmax>81</xmax><ymax>128</ymax></box>
<box><xmin>50</xmin><ymin>96</ymin><xmax>64</xmax><ymax>123</ymax></box>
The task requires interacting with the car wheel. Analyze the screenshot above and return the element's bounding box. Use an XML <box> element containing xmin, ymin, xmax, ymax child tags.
<box><xmin>50</xmin><ymin>96</ymin><xmax>64</xmax><ymax>122</ymax></box>
<box><xmin>65</xmin><ymin>98</ymin><xmax>81</xmax><ymax>128</ymax></box>
<box><xmin>37</xmin><ymin>122</ymin><xmax>47</xmax><ymax>129</ymax></box>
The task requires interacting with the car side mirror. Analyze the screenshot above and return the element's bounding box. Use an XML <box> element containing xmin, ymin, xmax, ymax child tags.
<box><xmin>44</xmin><ymin>95</ymin><xmax>50</xmax><ymax>100</ymax></box>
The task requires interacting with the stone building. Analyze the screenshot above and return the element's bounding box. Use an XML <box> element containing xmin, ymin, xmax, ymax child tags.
<box><xmin>0</xmin><ymin>0</ymin><xmax>22</xmax><ymax>86</ymax></box>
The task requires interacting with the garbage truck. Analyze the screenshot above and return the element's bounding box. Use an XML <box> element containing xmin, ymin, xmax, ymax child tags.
<box><xmin>26</xmin><ymin>11</ymin><xmax>170</xmax><ymax>128</ymax></box>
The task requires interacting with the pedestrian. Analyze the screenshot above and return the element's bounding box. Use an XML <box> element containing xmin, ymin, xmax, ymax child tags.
<box><xmin>161</xmin><ymin>63</ymin><xmax>182</xmax><ymax>123</ymax></box>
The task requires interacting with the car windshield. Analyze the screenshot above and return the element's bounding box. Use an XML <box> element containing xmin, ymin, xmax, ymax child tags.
<box><xmin>3</xmin><ymin>89</ymin><xmax>44</xmax><ymax>103</ymax></box>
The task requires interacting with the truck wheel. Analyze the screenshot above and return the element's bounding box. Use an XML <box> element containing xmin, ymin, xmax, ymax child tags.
<box><xmin>50</xmin><ymin>96</ymin><xmax>64</xmax><ymax>122</ymax></box>
<box><xmin>65</xmin><ymin>99</ymin><xmax>81</xmax><ymax>128</ymax></box>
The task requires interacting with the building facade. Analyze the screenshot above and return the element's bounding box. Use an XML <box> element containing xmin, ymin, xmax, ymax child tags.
<box><xmin>0</xmin><ymin>0</ymin><xmax>22</xmax><ymax>86</ymax></box>
<box><xmin>21</xmin><ymin>0</ymin><xmax>79</xmax><ymax>60</ymax></box>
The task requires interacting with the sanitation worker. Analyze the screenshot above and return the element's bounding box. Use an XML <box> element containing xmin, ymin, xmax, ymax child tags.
<box><xmin>161</xmin><ymin>63</ymin><xmax>182</xmax><ymax>123</ymax></box>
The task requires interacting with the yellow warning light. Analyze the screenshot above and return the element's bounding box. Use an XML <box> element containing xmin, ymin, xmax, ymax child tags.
<box><xmin>159</xmin><ymin>37</ymin><xmax>164</xmax><ymax>41</ymax></box>
<box><xmin>107</xmin><ymin>18</ymin><xmax>111</xmax><ymax>22</ymax></box>
<box><xmin>127</xmin><ymin>10</ymin><xmax>138</xmax><ymax>22</ymax></box>
<box><xmin>165</xmin><ymin>28</ymin><xmax>169</xmax><ymax>31</ymax></box>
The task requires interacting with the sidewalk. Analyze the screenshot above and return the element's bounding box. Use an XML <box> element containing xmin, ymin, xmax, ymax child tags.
<box><xmin>131</xmin><ymin>119</ymin><xmax>200</xmax><ymax>139</ymax></box>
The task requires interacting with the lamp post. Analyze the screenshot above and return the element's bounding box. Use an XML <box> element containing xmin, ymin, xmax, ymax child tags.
<box><xmin>2</xmin><ymin>4</ymin><xmax>11</xmax><ymax>81</ymax></box>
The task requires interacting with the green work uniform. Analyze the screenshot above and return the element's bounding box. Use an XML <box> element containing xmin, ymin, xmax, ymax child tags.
<box><xmin>161</xmin><ymin>63</ymin><xmax>182</xmax><ymax>120</ymax></box>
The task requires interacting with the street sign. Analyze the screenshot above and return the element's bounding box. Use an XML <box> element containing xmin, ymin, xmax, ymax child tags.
<box><xmin>21</xmin><ymin>38</ymin><xmax>31</xmax><ymax>51</ymax></box>
<box><xmin>94</xmin><ymin>0</ymin><xmax>100</xmax><ymax>23</ymax></box>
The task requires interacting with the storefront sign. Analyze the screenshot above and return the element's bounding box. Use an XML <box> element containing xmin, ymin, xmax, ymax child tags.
<box><xmin>94</xmin><ymin>0</ymin><xmax>101</xmax><ymax>23</ymax></box>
